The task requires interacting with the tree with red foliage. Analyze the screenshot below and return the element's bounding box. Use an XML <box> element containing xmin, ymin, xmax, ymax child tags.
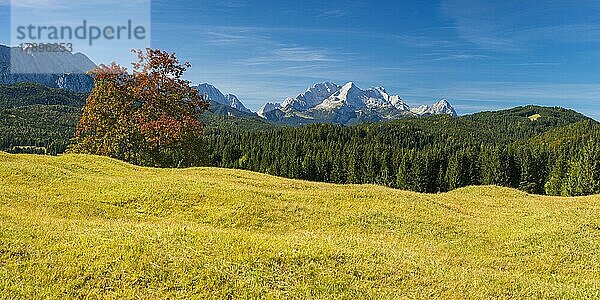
<box><xmin>70</xmin><ymin>49</ymin><xmax>209</xmax><ymax>167</ymax></box>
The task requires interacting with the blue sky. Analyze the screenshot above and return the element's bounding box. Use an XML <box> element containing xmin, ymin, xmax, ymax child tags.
<box><xmin>2</xmin><ymin>0</ymin><xmax>600</xmax><ymax>118</ymax></box>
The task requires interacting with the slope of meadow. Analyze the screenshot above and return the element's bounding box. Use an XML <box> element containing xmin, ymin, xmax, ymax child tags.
<box><xmin>1</xmin><ymin>152</ymin><xmax>600</xmax><ymax>298</ymax></box>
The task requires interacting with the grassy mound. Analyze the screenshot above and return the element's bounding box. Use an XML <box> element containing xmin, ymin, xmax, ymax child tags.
<box><xmin>1</xmin><ymin>153</ymin><xmax>600</xmax><ymax>298</ymax></box>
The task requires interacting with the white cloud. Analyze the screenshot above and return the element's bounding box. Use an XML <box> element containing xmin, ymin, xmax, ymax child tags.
<box><xmin>317</xmin><ymin>9</ymin><xmax>347</xmax><ymax>19</ymax></box>
<box><xmin>199</xmin><ymin>26</ymin><xmax>347</xmax><ymax>65</ymax></box>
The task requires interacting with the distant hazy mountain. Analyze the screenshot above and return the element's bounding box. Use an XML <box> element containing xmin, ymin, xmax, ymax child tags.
<box><xmin>259</xmin><ymin>81</ymin><xmax>457</xmax><ymax>125</ymax></box>
<box><xmin>0</xmin><ymin>45</ymin><xmax>95</xmax><ymax>93</ymax></box>
<box><xmin>410</xmin><ymin>99</ymin><xmax>457</xmax><ymax>117</ymax></box>
<box><xmin>194</xmin><ymin>83</ymin><xmax>252</xmax><ymax>114</ymax></box>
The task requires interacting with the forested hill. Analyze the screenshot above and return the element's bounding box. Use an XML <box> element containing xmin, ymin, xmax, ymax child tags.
<box><xmin>0</xmin><ymin>83</ymin><xmax>271</xmax><ymax>154</ymax></box>
<box><xmin>0</xmin><ymin>83</ymin><xmax>87</xmax><ymax>108</ymax></box>
<box><xmin>0</xmin><ymin>83</ymin><xmax>86</xmax><ymax>154</ymax></box>
<box><xmin>1</xmin><ymin>82</ymin><xmax>599</xmax><ymax>196</ymax></box>
<box><xmin>351</xmin><ymin>106</ymin><xmax>588</xmax><ymax>145</ymax></box>
<box><xmin>204</xmin><ymin>107</ymin><xmax>599</xmax><ymax>196</ymax></box>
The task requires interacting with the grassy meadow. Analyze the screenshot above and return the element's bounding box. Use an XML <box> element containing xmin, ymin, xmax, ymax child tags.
<box><xmin>1</xmin><ymin>152</ymin><xmax>600</xmax><ymax>298</ymax></box>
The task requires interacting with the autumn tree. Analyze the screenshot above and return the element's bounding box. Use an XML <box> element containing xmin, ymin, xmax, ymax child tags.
<box><xmin>69</xmin><ymin>49</ymin><xmax>209</xmax><ymax>167</ymax></box>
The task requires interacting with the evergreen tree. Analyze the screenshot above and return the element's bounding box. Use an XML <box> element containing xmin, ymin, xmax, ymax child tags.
<box><xmin>564</xmin><ymin>142</ymin><xmax>600</xmax><ymax>196</ymax></box>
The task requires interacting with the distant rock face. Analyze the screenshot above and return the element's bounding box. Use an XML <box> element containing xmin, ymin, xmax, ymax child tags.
<box><xmin>56</xmin><ymin>73</ymin><xmax>95</xmax><ymax>93</ymax></box>
<box><xmin>194</xmin><ymin>83</ymin><xmax>252</xmax><ymax>114</ymax></box>
<box><xmin>0</xmin><ymin>45</ymin><xmax>95</xmax><ymax>93</ymax></box>
<box><xmin>225</xmin><ymin>94</ymin><xmax>251</xmax><ymax>113</ymax></box>
<box><xmin>257</xmin><ymin>102</ymin><xmax>281</xmax><ymax>118</ymax></box>
<box><xmin>8</xmin><ymin>47</ymin><xmax>96</xmax><ymax>74</ymax></box>
<box><xmin>259</xmin><ymin>81</ymin><xmax>457</xmax><ymax>125</ymax></box>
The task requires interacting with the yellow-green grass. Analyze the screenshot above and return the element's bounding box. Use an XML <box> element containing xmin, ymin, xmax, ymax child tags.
<box><xmin>528</xmin><ymin>114</ymin><xmax>542</xmax><ymax>121</ymax></box>
<box><xmin>1</xmin><ymin>152</ymin><xmax>600</xmax><ymax>299</ymax></box>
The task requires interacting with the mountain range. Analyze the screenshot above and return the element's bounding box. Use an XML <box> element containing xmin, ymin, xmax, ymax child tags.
<box><xmin>0</xmin><ymin>44</ymin><xmax>456</xmax><ymax>126</ymax></box>
<box><xmin>197</xmin><ymin>81</ymin><xmax>456</xmax><ymax>126</ymax></box>
<box><xmin>194</xmin><ymin>83</ymin><xmax>252</xmax><ymax>114</ymax></box>
<box><xmin>258</xmin><ymin>82</ymin><xmax>456</xmax><ymax>125</ymax></box>
<box><xmin>0</xmin><ymin>45</ymin><xmax>95</xmax><ymax>93</ymax></box>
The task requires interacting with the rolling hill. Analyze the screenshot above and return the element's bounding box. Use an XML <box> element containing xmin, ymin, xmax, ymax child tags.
<box><xmin>1</xmin><ymin>153</ymin><xmax>600</xmax><ymax>298</ymax></box>
<box><xmin>0</xmin><ymin>83</ymin><xmax>273</xmax><ymax>154</ymax></box>
<box><xmin>0</xmin><ymin>83</ymin><xmax>87</xmax><ymax>154</ymax></box>
<box><xmin>2</xmin><ymin>82</ymin><xmax>600</xmax><ymax>196</ymax></box>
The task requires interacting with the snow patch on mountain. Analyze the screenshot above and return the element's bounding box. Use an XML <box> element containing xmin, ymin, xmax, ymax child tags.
<box><xmin>258</xmin><ymin>102</ymin><xmax>281</xmax><ymax>118</ymax></box>
<box><xmin>410</xmin><ymin>105</ymin><xmax>430</xmax><ymax>115</ymax></box>
<box><xmin>389</xmin><ymin>95</ymin><xmax>409</xmax><ymax>111</ymax></box>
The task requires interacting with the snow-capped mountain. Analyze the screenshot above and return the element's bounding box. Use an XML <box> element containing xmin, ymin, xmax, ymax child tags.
<box><xmin>0</xmin><ymin>45</ymin><xmax>95</xmax><ymax>92</ymax></box>
<box><xmin>410</xmin><ymin>99</ymin><xmax>457</xmax><ymax>117</ymax></box>
<box><xmin>314</xmin><ymin>82</ymin><xmax>410</xmax><ymax>111</ymax></box>
<box><xmin>258</xmin><ymin>102</ymin><xmax>281</xmax><ymax>118</ymax></box>
<box><xmin>410</xmin><ymin>105</ymin><xmax>430</xmax><ymax>116</ymax></box>
<box><xmin>194</xmin><ymin>83</ymin><xmax>252</xmax><ymax>114</ymax></box>
<box><xmin>281</xmin><ymin>82</ymin><xmax>340</xmax><ymax>111</ymax></box>
<box><xmin>225</xmin><ymin>94</ymin><xmax>251</xmax><ymax>113</ymax></box>
<box><xmin>260</xmin><ymin>81</ymin><xmax>456</xmax><ymax>125</ymax></box>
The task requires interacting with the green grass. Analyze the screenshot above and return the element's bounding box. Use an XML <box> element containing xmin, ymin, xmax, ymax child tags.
<box><xmin>1</xmin><ymin>153</ymin><xmax>600</xmax><ymax>298</ymax></box>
